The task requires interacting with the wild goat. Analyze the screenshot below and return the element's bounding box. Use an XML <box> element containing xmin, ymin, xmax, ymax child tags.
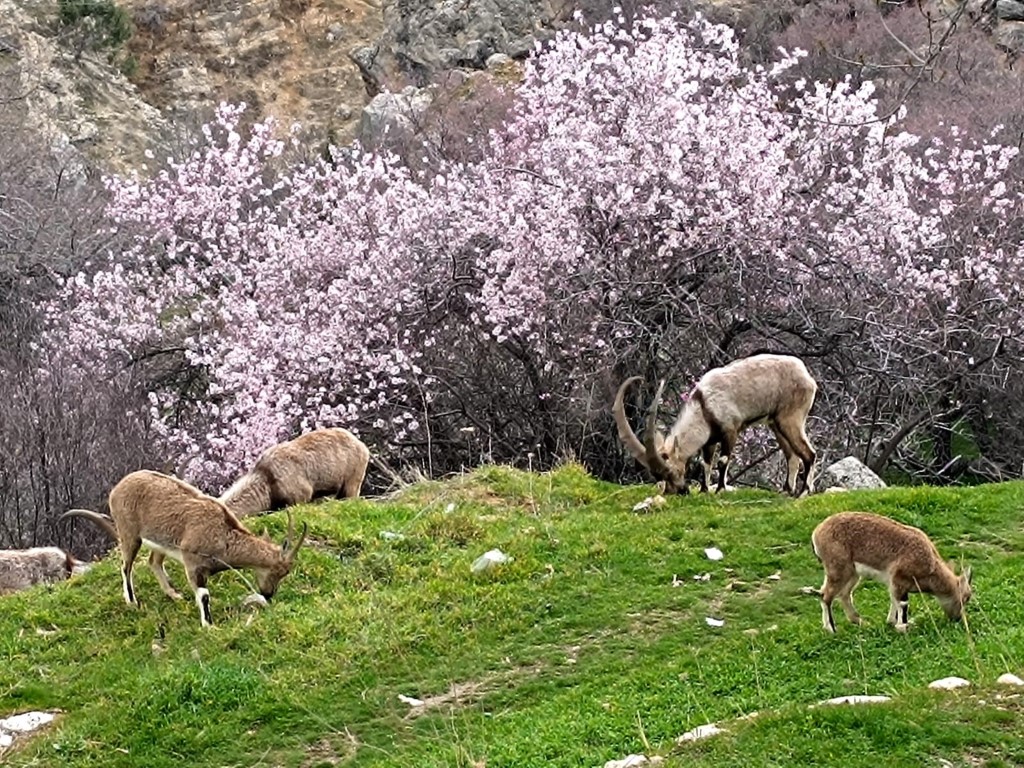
<box><xmin>613</xmin><ymin>354</ymin><xmax>817</xmax><ymax>496</ymax></box>
<box><xmin>0</xmin><ymin>547</ymin><xmax>90</xmax><ymax>596</ymax></box>
<box><xmin>812</xmin><ymin>511</ymin><xmax>972</xmax><ymax>633</ymax></box>
<box><xmin>61</xmin><ymin>470</ymin><xmax>307</xmax><ymax>627</ymax></box>
<box><xmin>219</xmin><ymin>427</ymin><xmax>370</xmax><ymax>517</ymax></box>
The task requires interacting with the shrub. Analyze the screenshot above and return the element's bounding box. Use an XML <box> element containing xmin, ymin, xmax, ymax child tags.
<box><xmin>0</xmin><ymin>62</ymin><xmax>152</xmax><ymax>552</ymax></box>
<box><xmin>58</xmin><ymin>0</ymin><xmax>133</xmax><ymax>53</ymax></box>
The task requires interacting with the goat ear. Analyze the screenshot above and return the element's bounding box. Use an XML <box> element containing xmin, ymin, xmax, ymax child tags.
<box><xmin>963</xmin><ymin>565</ymin><xmax>973</xmax><ymax>585</ymax></box>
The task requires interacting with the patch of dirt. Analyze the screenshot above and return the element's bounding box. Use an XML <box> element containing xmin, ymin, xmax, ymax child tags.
<box><xmin>401</xmin><ymin>663</ymin><xmax>544</xmax><ymax>719</ymax></box>
<box><xmin>707</xmin><ymin>589</ymin><xmax>729</xmax><ymax>618</ymax></box>
<box><xmin>705</xmin><ymin>571</ymin><xmax>787</xmax><ymax>618</ymax></box>
<box><xmin>937</xmin><ymin>755</ymin><xmax>986</xmax><ymax>768</ymax></box>
<box><xmin>626</xmin><ymin>608</ymin><xmax>694</xmax><ymax>635</ymax></box>
<box><xmin>301</xmin><ymin>728</ymin><xmax>359</xmax><ymax>766</ymax></box>
<box><xmin>306</xmin><ymin>535</ymin><xmax>365</xmax><ymax>559</ymax></box>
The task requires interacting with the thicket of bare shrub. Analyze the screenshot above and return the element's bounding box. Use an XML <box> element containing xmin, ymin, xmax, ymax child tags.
<box><xmin>0</xmin><ymin>63</ymin><xmax>153</xmax><ymax>555</ymax></box>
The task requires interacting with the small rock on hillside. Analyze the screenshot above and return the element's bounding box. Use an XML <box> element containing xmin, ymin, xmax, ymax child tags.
<box><xmin>817</xmin><ymin>456</ymin><xmax>886</xmax><ymax>491</ymax></box>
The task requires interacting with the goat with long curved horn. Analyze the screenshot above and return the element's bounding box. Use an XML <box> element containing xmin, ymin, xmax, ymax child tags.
<box><xmin>613</xmin><ymin>354</ymin><xmax>817</xmax><ymax>496</ymax></box>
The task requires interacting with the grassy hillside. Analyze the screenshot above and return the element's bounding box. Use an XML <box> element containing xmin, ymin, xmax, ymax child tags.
<box><xmin>2</xmin><ymin>465</ymin><xmax>1024</xmax><ymax>767</ymax></box>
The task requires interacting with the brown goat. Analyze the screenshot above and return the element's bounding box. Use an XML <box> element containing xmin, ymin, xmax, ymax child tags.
<box><xmin>61</xmin><ymin>470</ymin><xmax>306</xmax><ymax>627</ymax></box>
<box><xmin>812</xmin><ymin>511</ymin><xmax>972</xmax><ymax>633</ymax></box>
<box><xmin>219</xmin><ymin>427</ymin><xmax>370</xmax><ymax>517</ymax></box>
<box><xmin>613</xmin><ymin>354</ymin><xmax>817</xmax><ymax>496</ymax></box>
<box><xmin>0</xmin><ymin>547</ymin><xmax>89</xmax><ymax>596</ymax></box>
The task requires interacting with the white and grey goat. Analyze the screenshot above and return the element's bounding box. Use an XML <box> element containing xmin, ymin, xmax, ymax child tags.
<box><xmin>613</xmin><ymin>354</ymin><xmax>817</xmax><ymax>496</ymax></box>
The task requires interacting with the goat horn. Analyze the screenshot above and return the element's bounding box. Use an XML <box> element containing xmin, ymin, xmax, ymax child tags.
<box><xmin>286</xmin><ymin>523</ymin><xmax>308</xmax><ymax>563</ymax></box>
<box><xmin>643</xmin><ymin>379</ymin><xmax>676</xmax><ymax>483</ymax></box>
<box><xmin>60</xmin><ymin>508</ymin><xmax>118</xmax><ymax>540</ymax></box>
<box><xmin>283</xmin><ymin>510</ymin><xmax>296</xmax><ymax>550</ymax></box>
<box><xmin>613</xmin><ymin>376</ymin><xmax>649</xmax><ymax>468</ymax></box>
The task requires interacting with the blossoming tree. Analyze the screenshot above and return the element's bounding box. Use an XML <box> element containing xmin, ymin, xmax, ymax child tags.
<box><xmin>52</xmin><ymin>13</ymin><xmax>1024</xmax><ymax>488</ymax></box>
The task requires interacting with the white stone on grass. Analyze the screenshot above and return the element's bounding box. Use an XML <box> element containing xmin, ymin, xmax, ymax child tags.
<box><xmin>817</xmin><ymin>456</ymin><xmax>886</xmax><ymax>490</ymax></box>
<box><xmin>929</xmin><ymin>676</ymin><xmax>971</xmax><ymax>690</ymax></box>
<box><xmin>0</xmin><ymin>711</ymin><xmax>56</xmax><ymax>732</ymax></box>
<box><xmin>0</xmin><ymin>710</ymin><xmax>58</xmax><ymax>749</ymax></box>
<box><xmin>241</xmin><ymin>593</ymin><xmax>268</xmax><ymax>608</ymax></box>
<box><xmin>997</xmin><ymin>673</ymin><xmax>1024</xmax><ymax>687</ymax></box>
<box><xmin>632</xmin><ymin>496</ymin><xmax>665</xmax><ymax>513</ymax></box>
<box><xmin>471</xmin><ymin>548</ymin><xmax>511</xmax><ymax>574</ymax></box>
<box><xmin>820</xmin><ymin>695</ymin><xmax>891</xmax><ymax>706</ymax></box>
<box><xmin>704</xmin><ymin>547</ymin><xmax>724</xmax><ymax>561</ymax></box>
<box><xmin>604</xmin><ymin>754</ymin><xmax>662</xmax><ymax>768</ymax></box>
<box><xmin>677</xmin><ymin>723</ymin><xmax>723</xmax><ymax>743</ymax></box>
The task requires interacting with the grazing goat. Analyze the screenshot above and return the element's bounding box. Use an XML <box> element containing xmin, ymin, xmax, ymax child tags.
<box><xmin>61</xmin><ymin>470</ymin><xmax>307</xmax><ymax>627</ymax></box>
<box><xmin>219</xmin><ymin>427</ymin><xmax>370</xmax><ymax>517</ymax></box>
<box><xmin>812</xmin><ymin>511</ymin><xmax>972</xmax><ymax>633</ymax></box>
<box><xmin>613</xmin><ymin>354</ymin><xmax>817</xmax><ymax>496</ymax></box>
<box><xmin>0</xmin><ymin>547</ymin><xmax>89</xmax><ymax>596</ymax></box>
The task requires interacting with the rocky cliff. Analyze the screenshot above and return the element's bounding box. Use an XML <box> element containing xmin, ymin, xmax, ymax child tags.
<box><xmin>0</xmin><ymin>0</ymin><xmax>564</xmax><ymax>172</ymax></box>
<box><xmin>1</xmin><ymin>0</ymin><xmax>1021</xmax><ymax>174</ymax></box>
<box><xmin>1</xmin><ymin>0</ymin><xmax>167</xmax><ymax>172</ymax></box>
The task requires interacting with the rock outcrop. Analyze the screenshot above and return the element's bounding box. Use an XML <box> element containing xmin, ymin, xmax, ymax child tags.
<box><xmin>356</xmin><ymin>0</ymin><xmax>561</xmax><ymax>92</ymax></box>
<box><xmin>817</xmin><ymin>456</ymin><xmax>887</xmax><ymax>492</ymax></box>
<box><xmin>0</xmin><ymin>0</ymin><xmax>557</xmax><ymax>170</ymax></box>
<box><xmin>0</xmin><ymin>0</ymin><xmax>167</xmax><ymax>172</ymax></box>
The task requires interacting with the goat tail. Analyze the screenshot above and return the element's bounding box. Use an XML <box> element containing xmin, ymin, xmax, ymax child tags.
<box><xmin>61</xmin><ymin>508</ymin><xmax>118</xmax><ymax>540</ymax></box>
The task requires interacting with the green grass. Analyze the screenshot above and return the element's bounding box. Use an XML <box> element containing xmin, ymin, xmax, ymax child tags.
<box><xmin>3</xmin><ymin>464</ymin><xmax>1024</xmax><ymax>767</ymax></box>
